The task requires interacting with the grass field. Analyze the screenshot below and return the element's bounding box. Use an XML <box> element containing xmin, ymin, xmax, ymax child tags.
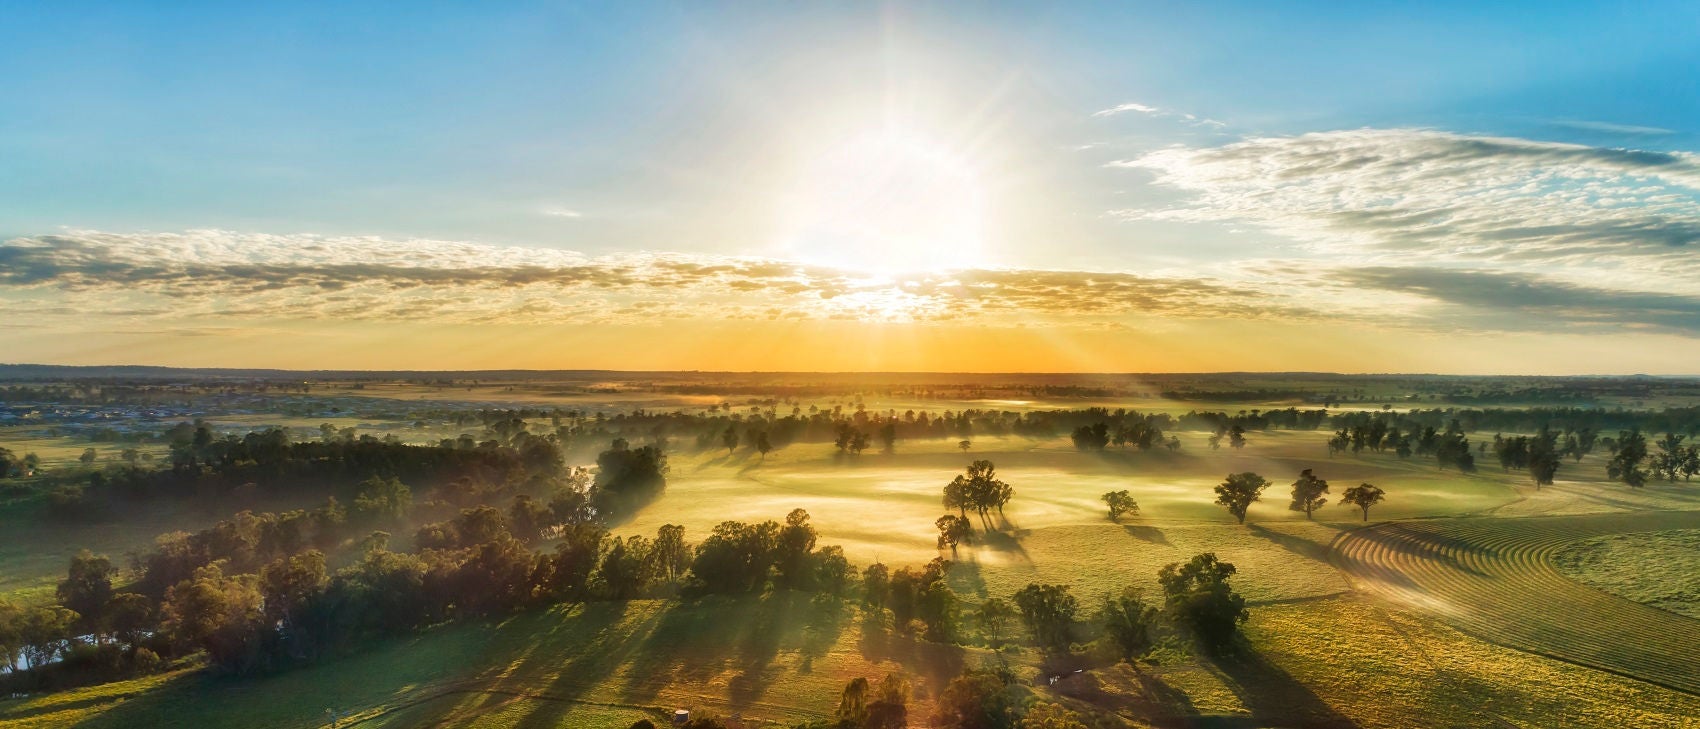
<box><xmin>0</xmin><ymin>596</ymin><xmax>1012</xmax><ymax>728</ymax></box>
<box><xmin>1554</xmin><ymin>529</ymin><xmax>1700</xmax><ymax>620</ymax></box>
<box><xmin>1334</xmin><ymin>511</ymin><xmax>1700</xmax><ymax>695</ymax></box>
<box><xmin>6</xmin><ymin>414</ymin><xmax>1700</xmax><ymax>728</ymax></box>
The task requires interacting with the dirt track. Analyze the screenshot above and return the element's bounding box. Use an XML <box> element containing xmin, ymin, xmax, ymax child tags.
<box><xmin>1331</xmin><ymin>510</ymin><xmax>1700</xmax><ymax>696</ymax></box>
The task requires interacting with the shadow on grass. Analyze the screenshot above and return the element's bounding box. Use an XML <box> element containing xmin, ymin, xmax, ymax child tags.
<box><xmin>1205</xmin><ymin>645</ymin><xmax>1359</xmax><ymax>729</ymax></box>
<box><xmin>1122</xmin><ymin>523</ymin><xmax>1171</xmax><ymax>546</ymax></box>
<box><xmin>614</xmin><ymin>591</ymin><xmax>850</xmax><ymax>714</ymax></box>
<box><xmin>976</xmin><ymin>529</ymin><xmax>1031</xmax><ymax>563</ymax></box>
<box><xmin>1054</xmin><ymin>664</ymin><xmax>1210</xmax><ymax>729</ymax></box>
<box><xmin>1245</xmin><ymin>524</ymin><xmax>1329</xmax><ymax>563</ymax></box>
<box><xmin>948</xmin><ymin>558</ymin><xmax>990</xmax><ymax>600</ymax></box>
<box><xmin>856</xmin><ymin>613</ymin><xmax>966</xmax><ymax>689</ymax></box>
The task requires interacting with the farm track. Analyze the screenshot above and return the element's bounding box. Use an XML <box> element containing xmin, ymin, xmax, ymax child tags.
<box><xmin>1332</xmin><ymin>510</ymin><xmax>1700</xmax><ymax>696</ymax></box>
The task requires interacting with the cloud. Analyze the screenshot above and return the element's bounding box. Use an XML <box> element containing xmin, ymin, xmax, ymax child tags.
<box><xmin>1332</xmin><ymin>266</ymin><xmax>1700</xmax><ymax>335</ymax></box>
<box><xmin>1093</xmin><ymin>102</ymin><xmax>1161</xmax><ymax>117</ymax></box>
<box><xmin>1549</xmin><ymin>120</ymin><xmax>1676</xmax><ymax>136</ymax></box>
<box><xmin>1115</xmin><ymin>129</ymin><xmax>1700</xmax><ymax>281</ymax></box>
<box><xmin>540</xmin><ymin>207</ymin><xmax>584</xmax><ymax>218</ymax></box>
<box><xmin>1093</xmin><ymin>101</ymin><xmax>1225</xmax><ymax>129</ymax></box>
<box><xmin>0</xmin><ymin>230</ymin><xmax>1287</xmax><ymax>328</ymax></box>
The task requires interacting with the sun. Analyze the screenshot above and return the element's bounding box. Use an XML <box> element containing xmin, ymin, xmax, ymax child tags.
<box><xmin>778</xmin><ymin>128</ymin><xmax>986</xmax><ymax>276</ymax></box>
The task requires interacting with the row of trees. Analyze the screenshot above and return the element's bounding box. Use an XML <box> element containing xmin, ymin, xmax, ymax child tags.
<box><xmin>1214</xmin><ymin>470</ymin><xmax>1386</xmax><ymax>525</ymax></box>
<box><xmin>1328</xmin><ymin>419</ymin><xmax>1476</xmax><ymax>472</ymax></box>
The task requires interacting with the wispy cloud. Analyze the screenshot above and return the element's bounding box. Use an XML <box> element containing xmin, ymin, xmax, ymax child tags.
<box><xmin>1092</xmin><ymin>101</ymin><xmax>1225</xmax><ymax>128</ymax></box>
<box><xmin>1549</xmin><ymin>119</ymin><xmax>1676</xmax><ymax>136</ymax></box>
<box><xmin>1115</xmin><ymin>129</ymin><xmax>1700</xmax><ymax>283</ymax></box>
<box><xmin>0</xmin><ymin>230</ymin><xmax>1289</xmax><ymax>328</ymax></box>
<box><xmin>1093</xmin><ymin>102</ymin><xmax>1161</xmax><ymax>117</ymax></box>
<box><xmin>1330</xmin><ymin>266</ymin><xmax>1700</xmax><ymax>335</ymax></box>
<box><xmin>540</xmin><ymin>207</ymin><xmax>584</xmax><ymax>218</ymax></box>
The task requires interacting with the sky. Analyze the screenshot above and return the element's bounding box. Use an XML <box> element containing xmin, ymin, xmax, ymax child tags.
<box><xmin>4</xmin><ymin>1</ymin><xmax>1700</xmax><ymax>373</ymax></box>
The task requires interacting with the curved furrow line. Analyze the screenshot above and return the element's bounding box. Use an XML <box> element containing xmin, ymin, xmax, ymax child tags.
<box><xmin>1330</xmin><ymin>511</ymin><xmax>1700</xmax><ymax>696</ymax></box>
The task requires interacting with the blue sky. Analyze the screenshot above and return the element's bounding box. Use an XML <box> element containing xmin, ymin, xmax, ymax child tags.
<box><xmin>4</xmin><ymin>2</ymin><xmax>1700</xmax><ymax>371</ymax></box>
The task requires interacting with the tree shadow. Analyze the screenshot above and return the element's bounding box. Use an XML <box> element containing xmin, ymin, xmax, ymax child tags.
<box><xmin>1052</xmin><ymin>665</ymin><xmax>1210</xmax><ymax>729</ymax></box>
<box><xmin>614</xmin><ymin>591</ymin><xmax>848</xmax><ymax>715</ymax></box>
<box><xmin>947</xmin><ymin>558</ymin><xmax>990</xmax><ymax>600</ymax></box>
<box><xmin>1205</xmin><ymin>645</ymin><xmax>1359</xmax><ymax>729</ymax></box>
<box><xmin>504</xmin><ymin>601</ymin><xmax>645</xmax><ymax>729</ymax></box>
<box><xmin>975</xmin><ymin>529</ymin><xmax>1031</xmax><ymax>563</ymax></box>
<box><xmin>854</xmin><ymin>613</ymin><xmax>965</xmax><ymax>690</ymax></box>
<box><xmin>1245</xmin><ymin>524</ymin><xmax>1329</xmax><ymax>563</ymax></box>
<box><xmin>1122</xmin><ymin>524</ymin><xmax>1170</xmax><ymax>546</ymax></box>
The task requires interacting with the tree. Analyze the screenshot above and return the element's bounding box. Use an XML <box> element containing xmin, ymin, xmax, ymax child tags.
<box><xmin>57</xmin><ymin>550</ymin><xmax>116</xmax><ymax>637</ymax></box>
<box><xmin>19</xmin><ymin>605</ymin><xmax>78</xmax><ymax>670</ymax></box>
<box><xmin>721</xmin><ymin>426</ymin><xmax>739</xmax><ymax>455</ymax></box>
<box><xmin>1213</xmin><ymin>472</ymin><xmax>1270</xmax><ymax>525</ymax></box>
<box><xmin>774</xmin><ymin>509</ymin><xmax>819</xmax><ymax>589</ymax></box>
<box><xmin>1525</xmin><ymin>427</ymin><xmax>1562</xmax><ymax>488</ymax></box>
<box><xmin>1435</xmin><ymin>420</ymin><xmax>1475</xmax><ymax>472</ymax></box>
<box><xmin>1327</xmin><ymin>429</ymin><xmax>1351</xmax><ymax>457</ymax></box>
<box><xmin>839</xmin><ymin>673</ymin><xmax>910</xmax><ymax>729</ymax></box>
<box><xmin>936</xmin><ymin>515</ymin><xmax>974</xmax><ymax>555</ymax></box>
<box><xmin>754</xmin><ymin>430</ymin><xmax>773</xmax><ymax>461</ymax></box>
<box><xmin>864</xmin><ymin>673</ymin><xmax>910</xmax><ymax>729</ymax></box>
<box><xmin>351</xmin><ymin>475</ymin><xmax>411</xmax><ymax>522</ymax></box>
<box><xmin>1012</xmin><ymin>583</ymin><xmax>1077</xmax><ymax>650</ymax></box>
<box><xmin>687</xmin><ymin>519</ymin><xmax>781</xmax><ymax>594</ymax></box>
<box><xmin>879</xmin><ymin>422</ymin><xmax>898</xmax><ymax>454</ymax></box>
<box><xmin>1653</xmin><ymin>432</ymin><xmax>1686</xmax><ymax>482</ymax></box>
<box><xmin>80</xmin><ymin>447</ymin><xmax>98</xmax><ymax>465</ymax></box>
<box><xmin>259</xmin><ymin>550</ymin><xmax>327</xmax><ymax>652</ymax></box>
<box><xmin>975</xmin><ymin>597</ymin><xmax>1014</xmax><ymax>646</ymax></box>
<box><xmin>1071</xmin><ymin>423</ymin><xmax>1109</xmax><ymax>451</ymax></box>
<box><xmin>959</xmin><ymin>439</ymin><xmax>972</xmax><ymax>453</ymax></box>
<box><xmin>1287</xmin><ymin>469</ymin><xmax>1329</xmax><ymax>519</ymax></box>
<box><xmin>1340</xmin><ymin>483</ymin><xmax>1385</xmax><ymax>521</ymax></box>
<box><xmin>1228</xmin><ymin>425</ymin><xmax>1247</xmax><ymax>449</ymax></box>
<box><xmin>1607</xmin><ymin>429</ymin><xmax>1649</xmax><ymax>488</ymax></box>
<box><xmin>1158</xmin><ymin>553</ymin><xmax>1247</xmax><ymax>653</ymax></box>
<box><xmin>944</xmin><ymin>461</ymin><xmax>1013</xmax><ymax>526</ymax></box>
<box><xmin>652</xmin><ymin>524</ymin><xmax>689</xmax><ymax>583</ymax></box>
<box><xmin>1101</xmin><ymin>490</ymin><xmax>1138</xmax><ymax>522</ymax></box>
<box><xmin>1098</xmin><ymin>586</ymin><xmax>1157</xmax><ymax>663</ymax></box>
<box><xmin>932</xmin><ymin>668</ymin><xmax>1018</xmax><ymax>729</ymax></box>
<box><xmin>861</xmin><ymin>563</ymin><xmax>890</xmax><ymax>611</ymax></box>
<box><xmin>160</xmin><ymin>563</ymin><xmax>269</xmax><ymax>673</ymax></box>
<box><xmin>593</xmin><ymin>439</ymin><xmax>669</xmax><ymax>515</ymax></box>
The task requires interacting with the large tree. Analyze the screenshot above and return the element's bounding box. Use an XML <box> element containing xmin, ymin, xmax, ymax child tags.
<box><xmin>1101</xmin><ymin>490</ymin><xmax>1139</xmax><ymax>522</ymax></box>
<box><xmin>936</xmin><ymin>515</ymin><xmax>974</xmax><ymax>555</ymax></box>
<box><xmin>975</xmin><ymin>597</ymin><xmax>1015</xmax><ymax>646</ymax></box>
<box><xmin>944</xmin><ymin>461</ymin><xmax>1013</xmax><ymax>526</ymax></box>
<box><xmin>1287</xmin><ymin>469</ymin><xmax>1329</xmax><ymax>519</ymax></box>
<box><xmin>1012</xmin><ymin>583</ymin><xmax>1077</xmax><ymax>650</ymax></box>
<box><xmin>1214</xmin><ymin>472</ymin><xmax>1270</xmax><ymax>525</ymax></box>
<box><xmin>1607</xmin><ymin>429</ymin><xmax>1649</xmax><ymax>488</ymax></box>
<box><xmin>1339</xmin><ymin>483</ymin><xmax>1385</xmax><ymax>521</ymax></box>
<box><xmin>1098</xmin><ymin>586</ymin><xmax>1157</xmax><ymax>663</ymax></box>
<box><xmin>1158</xmin><ymin>553</ymin><xmax>1248</xmax><ymax>654</ymax></box>
<box><xmin>56</xmin><ymin>550</ymin><xmax>116</xmax><ymax>637</ymax></box>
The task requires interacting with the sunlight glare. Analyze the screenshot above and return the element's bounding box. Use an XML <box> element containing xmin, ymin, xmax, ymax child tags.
<box><xmin>780</xmin><ymin>128</ymin><xmax>986</xmax><ymax>276</ymax></box>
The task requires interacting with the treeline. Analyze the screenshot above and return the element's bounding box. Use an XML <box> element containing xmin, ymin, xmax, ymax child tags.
<box><xmin>47</xmin><ymin>424</ymin><xmax>543</xmax><ymax>516</ymax></box>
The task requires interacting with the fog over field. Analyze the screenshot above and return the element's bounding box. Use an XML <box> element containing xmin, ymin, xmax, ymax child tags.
<box><xmin>5</xmin><ymin>2</ymin><xmax>1700</xmax><ymax>727</ymax></box>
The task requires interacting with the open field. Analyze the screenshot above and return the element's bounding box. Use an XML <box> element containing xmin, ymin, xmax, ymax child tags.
<box><xmin>1334</xmin><ymin>511</ymin><xmax>1700</xmax><ymax>695</ymax></box>
<box><xmin>7</xmin><ymin>373</ymin><xmax>1700</xmax><ymax>728</ymax></box>
<box><xmin>1554</xmin><ymin>529</ymin><xmax>1700</xmax><ymax>619</ymax></box>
